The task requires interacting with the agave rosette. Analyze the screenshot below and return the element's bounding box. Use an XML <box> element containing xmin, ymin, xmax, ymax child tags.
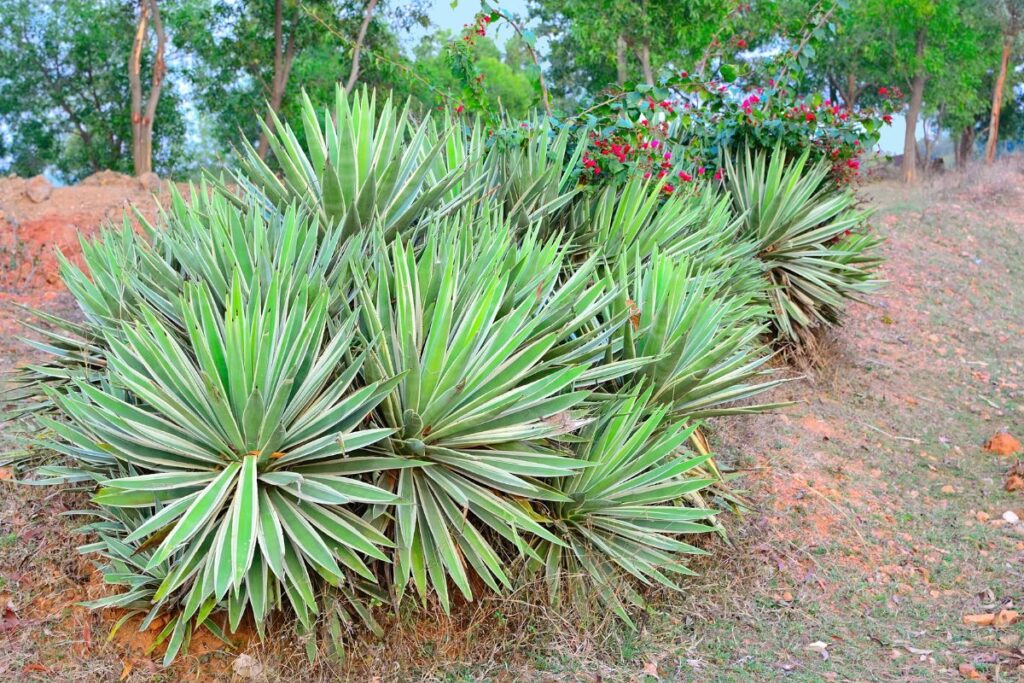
<box><xmin>39</xmin><ymin>273</ymin><xmax>402</xmax><ymax>641</ymax></box>
<box><xmin>725</xmin><ymin>145</ymin><xmax>884</xmax><ymax>344</ymax></box>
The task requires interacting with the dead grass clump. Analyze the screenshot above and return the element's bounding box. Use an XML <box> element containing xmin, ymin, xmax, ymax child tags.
<box><xmin>926</xmin><ymin>155</ymin><xmax>1024</xmax><ymax>204</ymax></box>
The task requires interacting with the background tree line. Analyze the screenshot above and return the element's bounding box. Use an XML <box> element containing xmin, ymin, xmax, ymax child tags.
<box><xmin>1</xmin><ymin>0</ymin><xmax>1022</xmax><ymax>184</ymax></box>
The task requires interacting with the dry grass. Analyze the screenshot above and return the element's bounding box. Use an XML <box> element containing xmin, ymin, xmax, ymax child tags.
<box><xmin>921</xmin><ymin>155</ymin><xmax>1024</xmax><ymax>205</ymax></box>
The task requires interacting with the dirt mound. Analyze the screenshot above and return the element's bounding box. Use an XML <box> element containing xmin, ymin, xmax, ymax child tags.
<box><xmin>78</xmin><ymin>170</ymin><xmax>135</xmax><ymax>187</ymax></box>
<box><xmin>0</xmin><ymin>174</ymin><xmax>175</xmax><ymax>302</ymax></box>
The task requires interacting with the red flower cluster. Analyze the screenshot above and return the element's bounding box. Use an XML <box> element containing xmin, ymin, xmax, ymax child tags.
<box><xmin>460</xmin><ymin>12</ymin><xmax>492</xmax><ymax>45</ymax></box>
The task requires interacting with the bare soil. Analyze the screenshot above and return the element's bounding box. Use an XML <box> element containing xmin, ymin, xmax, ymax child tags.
<box><xmin>1</xmin><ymin>165</ymin><xmax>1023</xmax><ymax>682</ymax></box>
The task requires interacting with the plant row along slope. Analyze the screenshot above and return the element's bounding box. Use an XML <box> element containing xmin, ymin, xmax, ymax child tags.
<box><xmin>8</xmin><ymin>86</ymin><xmax>882</xmax><ymax>664</ymax></box>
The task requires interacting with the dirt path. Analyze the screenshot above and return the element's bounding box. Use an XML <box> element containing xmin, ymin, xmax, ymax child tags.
<box><xmin>619</xmin><ymin>172</ymin><xmax>1024</xmax><ymax>682</ymax></box>
<box><xmin>1</xmin><ymin>171</ymin><xmax>1022</xmax><ymax>681</ymax></box>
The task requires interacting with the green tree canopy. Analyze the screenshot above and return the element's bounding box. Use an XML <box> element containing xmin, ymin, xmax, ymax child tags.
<box><xmin>0</xmin><ymin>0</ymin><xmax>187</xmax><ymax>181</ymax></box>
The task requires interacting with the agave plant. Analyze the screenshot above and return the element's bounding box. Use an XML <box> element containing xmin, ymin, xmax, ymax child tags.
<box><xmin>530</xmin><ymin>387</ymin><xmax>719</xmax><ymax>626</ymax></box>
<box><xmin>725</xmin><ymin>145</ymin><xmax>884</xmax><ymax>345</ymax></box>
<box><xmin>37</xmin><ymin>273</ymin><xmax>403</xmax><ymax>645</ymax></box>
<box><xmin>351</xmin><ymin>219</ymin><xmax>628</xmax><ymax>609</ymax></box>
<box><xmin>9</xmin><ymin>87</ymin><xmax>864</xmax><ymax>665</ymax></box>
<box><xmin>430</xmin><ymin>113</ymin><xmax>585</xmax><ymax>235</ymax></box>
<box><xmin>227</xmin><ymin>87</ymin><xmax>471</xmax><ymax>242</ymax></box>
<box><xmin>605</xmin><ymin>253</ymin><xmax>781</xmax><ymax>417</ymax></box>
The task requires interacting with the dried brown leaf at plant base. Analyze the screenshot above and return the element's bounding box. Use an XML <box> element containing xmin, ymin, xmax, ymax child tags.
<box><xmin>984</xmin><ymin>431</ymin><xmax>1022</xmax><ymax>456</ymax></box>
<box><xmin>1005</xmin><ymin>461</ymin><xmax>1024</xmax><ymax>492</ymax></box>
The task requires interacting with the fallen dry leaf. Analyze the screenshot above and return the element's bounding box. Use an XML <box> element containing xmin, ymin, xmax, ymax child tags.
<box><xmin>958</xmin><ymin>662</ymin><xmax>986</xmax><ymax>680</ymax></box>
<box><xmin>984</xmin><ymin>431</ymin><xmax>1022</xmax><ymax>456</ymax></box>
<box><xmin>641</xmin><ymin>661</ymin><xmax>659</xmax><ymax>678</ymax></box>
<box><xmin>1005</xmin><ymin>461</ymin><xmax>1024</xmax><ymax>492</ymax></box>
<box><xmin>941</xmin><ymin>484</ymin><xmax>955</xmax><ymax>494</ymax></box>
<box><xmin>119</xmin><ymin>661</ymin><xmax>133</xmax><ymax>682</ymax></box>
<box><xmin>992</xmin><ymin>609</ymin><xmax>1020</xmax><ymax>627</ymax></box>
<box><xmin>964</xmin><ymin>613</ymin><xmax>996</xmax><ymax>626</ymax></box>
<box><xmin>626</xmin><ymin>299</ymin><xmax>641</xmax><ymax>332</ymax></box>
<box><xmin>963</xmin><ymin>610</ymin><xmax>1020</xmax><ymax>628</ymax></box>
<box><xmin>0</xmin><ymin>604</ymin><xmax>19</xmax><ymax>632</ymax></box>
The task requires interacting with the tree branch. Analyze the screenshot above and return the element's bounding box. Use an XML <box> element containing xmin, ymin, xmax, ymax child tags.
<box><xmin>345</xmin><ymin>0</ymin><xmax>379</xmax><ymax>93</ymax></box>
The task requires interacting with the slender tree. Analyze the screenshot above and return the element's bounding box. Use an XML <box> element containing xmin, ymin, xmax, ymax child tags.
<box><xmin>128</xmin><ymin>0</ymin><xmax>167</xmax><ymax>175</ymax></box>
<box><xmin>902</xmin><ymin>27</ymin><xmax>926</xmax><ymax>183</ymax></box>
<box><xmin>984</xmin><ymin>0</ymin><xmax>1024</xmax><ymax>163</ymax></box>
<box><xmin>0</xmin><ymin>0</ymin><xmax>186</xmax><ymax>181</ymax></box>
<box><xmin>344</xmin><ymin>0</ymin><xmax>379</xmax><ymax>93</ymax></box>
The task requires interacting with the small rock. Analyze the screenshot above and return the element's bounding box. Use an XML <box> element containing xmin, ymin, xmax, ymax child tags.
<box><xmin>1003</xmin><ymin>510</ymin><xmax>1019</xmax><ymax>525</ymax></box>
<box><xmin>24</xmin><ymin>175</ymin><xmax>52</xmax><ymax>203</ymax></box>
<box><xmin>984</xmin><ymin>431</ymin><xmax>1022</xmax><ymax>456</ymax></box>
<box><xmin>231</xmin><ymin>653</ymin><xmax>264</xmax><ymax>681</ymax></box>
<box><xmin>137</xmin><ymin>171</ymin><xmax>163</xmax><ymax>192</ymax></box>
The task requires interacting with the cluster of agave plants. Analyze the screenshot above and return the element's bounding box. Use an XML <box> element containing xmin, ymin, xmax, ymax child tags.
<box><xmin>7</xmin><ymin>87</ymin><xmax>882</xmax><ymax>664</ymax></box>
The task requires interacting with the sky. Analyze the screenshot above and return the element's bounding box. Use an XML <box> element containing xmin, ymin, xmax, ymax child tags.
<box><xmin>404</xmin><ymin>0</ymin><xmax>530</xmax><ymax>50</ymax></box>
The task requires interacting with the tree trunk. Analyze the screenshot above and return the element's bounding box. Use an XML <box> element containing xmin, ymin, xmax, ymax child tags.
<box><xmin>957</xmin><ymin>125</ymin><xmax>975</xmax><ymax>170</ymax></box>
<box><xmin>843</xmin><ymin>72</ymin><xmax>859</xmax><ymax>111</ymax></box>
<box><xmin>984</xmin><ymin>35</ymin><xmax>1013</xmax><ymax>164</ymax></box>
<box><xmin>922</xmin><ymin>118</ymin><xmax>935</xmax><ymax>175</ymax></box>
<box><xmin>128</xmin><ymin>0</ymin><xmax>166</xmax><ymax>176</ymax></box>
<box><xmin>637</xmin><ymin>40</ymin><xmax>654</xmax><ymax>86</ymax></box>
<box><xmin>345</xmin><ymin>0</ymin><xmax>379</xmax><ymax>93</ymax></box>
<box><xmin>256</xmin><ymin>0</ymin><xmax>297</xmax><ymax>160</ymax></box>
<box><xmin>615</xmin><ymin>34</ymin><xmax>628</xmax><ymax>86</ymax></box>
<box><xmin>902</xmin><ymin>29</ymin><xmax>926</xmax><ymax>184</ymax></box>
